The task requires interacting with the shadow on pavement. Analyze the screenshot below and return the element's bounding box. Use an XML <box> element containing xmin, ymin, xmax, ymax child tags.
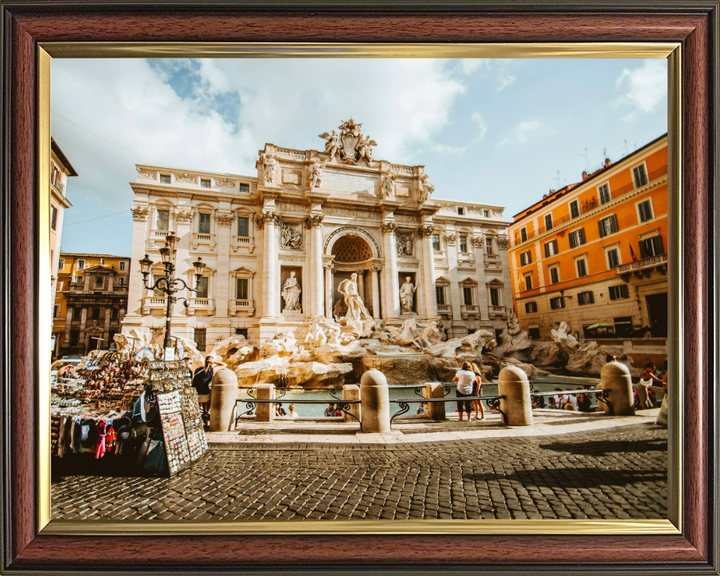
<box><xmin>464</xmin><ymin>467</ymin><xmax>667</xmax><ymax>489</ymax></box>
<box><xmin>537</xmin><ymin>438</ymin><xmax>667</xmax><ymax>456</ymax></box>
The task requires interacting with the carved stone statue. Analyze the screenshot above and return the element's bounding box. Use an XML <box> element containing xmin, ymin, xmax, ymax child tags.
<box><xmin>382</xmin><ymin>174</ymin><xmax>396</xmax><ymax>197</ymax></box>
<box><xmin>419</xmin><ymin>173</ymin><xmax>435</xmax><ymax>202</ymax></box>
<box><xmin>397</xmin><ymin>234</ymin><xmax>413</xmax><ymax>257</ymax></box>
<box><xmin>318</xmin><ymin>130</ymin><xmax>340</xmax><ymax>160</ymax></box>
<box><xmin>357</xmin><ymin>133</ymin><xmax>375</xmax><ymax>162</ymax></box>
<box><xmin>261</xmin><ymin>153</ymin><xmax>277</xmax><ymax>185</ymax></box>
<box><xmin>337</xmin><ymin>273</ymin><xmax>374</xmax><ymax>336</ymax></box>
<box><xmin>281</xmin><ymin>223</ymin><xmax>303</xmax><ymax>249</ymax></box>
<box><xmin>399</xmin><ymin>277</ymin><xmax>417</xmax><ymax>314</ymax></box>
<box><xmin>281</xmin><ymin>272</ymin><xmax>302</xmax><ymax>312</ymax></box>
<box><xmin>309</xmin><ymin>161</ymin><xmax>324</xmax><ymax>188</ymax></box>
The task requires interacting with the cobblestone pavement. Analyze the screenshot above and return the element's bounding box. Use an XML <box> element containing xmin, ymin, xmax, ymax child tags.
<box><xmin>51</xmin><ymin>423</ymin><xmax>667</xmax><ymax>521</ymax></box>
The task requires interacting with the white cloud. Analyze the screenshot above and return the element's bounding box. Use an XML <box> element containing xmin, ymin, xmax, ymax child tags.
<box><xmin>432</xmin><ymin>143</ymin><xmax>466</xmax><ymax>154</ymax></box>
<box><xmin>497</xmin><ymin>119</ymin><xmax>543</xmax><ymax>147</ymax></box>
<box><xmin>615</xmin><ymin>60</ymin><xmax>666</xmax><ymax>114</ymax></box>
<box><xmin>457</xmin><ymin>59</ymin><xmax>488</xmax><ymax>76</ymax></box>
<box><xmin>496</xmin><ymin>74</ymin><xmax>516</xmax><ymax>92</ymax></box>
<box><xmin>470</xmin><ymin>112</ymin><xmax>488</xmax><ymax>142</ymax></box>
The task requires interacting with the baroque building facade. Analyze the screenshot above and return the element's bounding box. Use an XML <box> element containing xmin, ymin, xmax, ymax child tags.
<box><xmin>55</xmin><ymin>253</ymin><xmax>130</xmax><ymax>356</ymax></box>
<box><xmin>122</xmin><ymin>120</ymin><xmax>513</xmax><ymax>348</ymax></box>
<box><xmin>508</xmin><ymin>134</ymin><xmax>668</xmax><ymax>340</ymax></box>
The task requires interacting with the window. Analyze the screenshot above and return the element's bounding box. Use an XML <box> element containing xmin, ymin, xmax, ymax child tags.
<box><xmin>160</xmin><ymin>174</ymin><xmax>171</xmax><ymax>184</ymax></box>
<box><xmin>520</xmin><ymin>227</ymin><xmax>528</xmax><ymax>242</ymax></box>
<box><xmin>544</xmin><ymin>239</ymin><xmax>559</xmax><ymax>257</ymax></box>
<box><xmin>524</xmin><ymin>274</ymin><xmax>533</xmax><ymax>290</ymax></box>
<box><xmin>483</xmin><ymin>210</ymin><xmax>489</xmax><ymax>218</ymax></box>
<box><xmin>598</xmin><ymin>214</ymin><xmax>619</xmax><ymax>237</ymax></box>
<box><xmin>462</xmin><ymin>287</ymin><xmax>473</xmax><ymax>305</ymax></box>
<box><xmin>639</xmin><ymin>235</ymin><xmax>664</xmax><ymax>258</ymax></box>
<box><xmin>520</xmin><ymin>250</ymin><xmax>532</xmax><ymax>266</ymax></box>
<box><xmin>575</xmin><ymin>257</ymin><xmax>588</xmax><ymax>278</ymax></box>
<box><xmin>529</xmin><ymin>326</ymin><xmax>541</xmax><ymax>339</ymax></box>
<box><xmin>118</xmin><ymin>277</ymin><xmax>124</xmax><ymax>285</ymax></box>
<box><xmin>58</xmin><ymin>259</ymin><xmax>65</xmax><ymax>270</ymax></box>
<box><xmin>598</xmin><ymin>183</ymin><xmax>611</xmax><ymax>205</ymax></box>
<box><xmin>632</xmin><ymin>163</ymin><xmax>649</xmax><ymax>188</ymax></box>
<box><xmin>606</xmin><ymin>247</ymin><xmax>620</xmax><ymax>269</ymax></box>
<box><xmin>76</xmin><ymin>275</ymin><xmax>83</xmax><ymax>284</ymax></box>
<box><xmin>119</xmin><ymin>261</ymin><xmax>126</xmax><ymax>271</ymax></box>
<box><xmin>51</xmin><ymin>206</ymin><xmax>58</xmax><ymax>230</ymax></box>
<box><xmin>458</xmin><ymin>207</ymin><xmax>465</xmax><ymax>215</ymax></box>
<box><xmin>239</xmin><ymin>183</ymin><xmax>250</xmax><ymax>193</ymax></box>
<box><xmin>200</xmin><ymin>178</ymin><xmax>211</xmax><ymax>188</ymax></box>
<box><xmin>490</xmin><ymin>287</ymin><xmax>501</xmax><ymax>306</ymax></box>
<box><xmin>54</xmin><ymin>305</ymin><xmax>59</xmax><ymax>318</ymax></box>
<box><xmin>435</xmin><ymin>285</ymin><xmax>446</xmax><ymax>305</ymax></box>
<box><xmin>95</xmin><ymin>276</ymin><xmax>103</xmax><ymax>287</ymax></box>
<box><xmin>236</xmin><ymin>328</ymin><xmax>248</xmax><ymax>338</ymax></box>
<box><xmin>57</xmin><ymin>281</ymin><xmax>63</xmax><ymax>291</ymax></box>
<box><xmin>198</xmin><ymin>213</ymin><xmax>211</xmax><ymax>234</ymax></box>
<box><xmin>238</xmin><ymin>216</ymin><xmax>250</xmax><ymax>237</ymax></box>
<box><xmin>550</xmin><ymin>296</ymin><xmax>565</xmax><ymax>309</ymax></box>
<box><xmin>459</xmin><ymin>235</ymin><xmax>468</xmax><ymax>253</ymax></box>
<box><xmin>432</xmin><ymin>234</ymin><xmax>441</xmax><ymax>251</ymax></box>
<box><xmin>637</xmin><ymin>199</ymin><xmax>654</xmax><ymax>223</ymax></box>
<box><xmin>525</xmin><ymin>301</ymin><xmax>537</xmax><ymax>313</ymax></box>
<box><xmin>609</xmin><ymin>284</ymin><xmax>630</xmax><ymax>300</ymax></box>
<box><xmin>569</xmin><ymin>199</ymin><xmax>580</xmax><ymax>219</ymax></box>
<box><xmin>196</xmin><ymin>277</ymin><xmax>209</xmax><ymax>298</ymax></box>
<box><xmin>92</xmin><ymin>307</ymin><xmax>101</xmax><ymax>320</ymax></box>
<box><xmin>544</xmin><ymin>213</ymin><xmax>553</xmax><ymax>231</ymax></box>
<box><xmin>485</xmin><ymin>239</ymin><xmax>494</xmax><ymax>255</ymax></box>
<box><xmin>578</xmin><ymin>291</ymin><xmax>595</xmax><ymax>305</ymax></box>
<box><xmin>568</xmin><ymin>228</ymin><xmax>586</xmax><ymax>248</ymax></box>
<box><xmin>156</xmin><ymin>209</ymin><xmax>169</xmax><ymax>231</ymax></box>
<box><xmin>549</xmin><ymin>266</ymin><xmax>560</xmax><ymax>284</ymax></box>
<box><xmin>111</xmin><ymin>308</ymin><xmax>118</xmax><ymax>319</ymax></box>
<box><xmin>194</xmin><ymin>328</ymin><xmax>206</xmax><ymax>352</ymax></box>
<box><xmin>236</xmin><ymin>278</ymin><xmax>249</xmax><ymax>300</ymax></box>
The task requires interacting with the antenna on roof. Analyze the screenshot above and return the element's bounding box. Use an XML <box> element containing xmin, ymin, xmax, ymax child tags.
<box><xmin>580</xmin><ymin>148</ymin><xmax>589</xmax><ymax>172</ymax></box>
<box><xmin>554</xmin><ymin>170</ymin><xmax>561</xmax><ymax>188</ymax></box>
<box><xmin>624</xmin><ymin>139</ymin><xmax>629</xmax><ymax>157</ymax></box>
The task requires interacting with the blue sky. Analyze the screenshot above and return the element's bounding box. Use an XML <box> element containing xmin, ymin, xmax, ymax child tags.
<box><xmin>52</xmin><ymin>58</ymin><xmax>667</xmax><ymax>256</ymax></box>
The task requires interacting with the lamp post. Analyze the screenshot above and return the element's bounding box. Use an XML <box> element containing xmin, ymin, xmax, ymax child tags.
<box><xmin>139</xmin><ymin>232</ymin><xmax>206</xmax><ymax>358</ymax></box>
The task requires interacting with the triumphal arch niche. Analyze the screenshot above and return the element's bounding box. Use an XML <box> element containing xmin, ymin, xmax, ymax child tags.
<box><xmin>125</xmin><ymin>118</ymin><xmax>512</xmax><ymax>346</ymax></box>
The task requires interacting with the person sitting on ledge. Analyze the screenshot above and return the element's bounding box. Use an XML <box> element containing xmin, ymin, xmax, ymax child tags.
<box><xmin>324</xmin><ymin>403</ymin><xmax>337</xmax><ymax>417</ymax></box>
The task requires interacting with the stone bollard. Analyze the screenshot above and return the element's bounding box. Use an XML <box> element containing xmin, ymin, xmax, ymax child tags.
<box><xmin>423</xmin><ymin>382</ymin><xmax>447</xmax><ymax>420</ymax></box>
<box><xmin>497</xmin><ymin>366</ymin><xmax>533</xmax><ymax>426</ymax></box>
<box><xmin>342</xmin><ymin>384</ymin><xmax>361</xmax><ymax>423</ymax></box>
<box><xmin>255</xmin><ymin>383</ymin><xmax>276</xmax><ymax>422</ymax></box>
<box><xmin>360</xmin><ymin>369</ymin><xmax>390</xmax><ymax>433</ymax></box>
<box><xmin>209</xmin><ymin>369</ymin><xmax>239</xmax><ymax>431</ymax></box>
<box><xmin>599</xmin><ymin>362</ymin><xmax>635</xmax><ymax>416</ymax></box>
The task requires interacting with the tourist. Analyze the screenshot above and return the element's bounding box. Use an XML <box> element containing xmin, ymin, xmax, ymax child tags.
<box><xmin>656</xmin><ymin>361</ymin><xmax>668</xmax><ymax>426</ymax></box>
<box><xmin>192</xmin><ymin>354</ymin><xmax>227</xmax><ymax>421</ymax></box>
<box><xmin>636</xmin><ymin>363</ymin><xmax>662</xmax><ymax>409</ymax></box>
<box><xmin>453</xmin><ymin>361</ymin><xmax>477</xmax><ymax>422</ymax></box>
<box><xmin>324</xmin><ymin>403</ymin><xmax>337</xmax><ymax>417</ymax></box>
<box><xmin>552</xmin><ymin>388</ymin><xmax>577</xmax><ymax>410</ymax></box>
<box><xmin>275</xmin><ymin>403</ymin><xmax>287</xmax><ymax>417</ymax></box>
<box><xmin>470</xmin><ymin>362</ymin><xmax>486</xmax><ymax>421</ymax></box>
<box><xmin>288</xmin><ymin>404</ymin><xmax>299</xmax><ymax>418</ymax></box>
<box><xmin>577</xmin><ymin>385</ymin><xmax>593</xmax><ymax>412</ymax></box>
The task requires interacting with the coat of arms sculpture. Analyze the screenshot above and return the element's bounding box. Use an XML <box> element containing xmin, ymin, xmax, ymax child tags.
<box><xmin>319</xmin><ymin>118</ymin><xmax>376</xmax><ymax>164</ymax></box>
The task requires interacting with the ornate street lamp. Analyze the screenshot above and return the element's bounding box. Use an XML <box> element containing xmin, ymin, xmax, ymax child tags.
<box><xmin>139</xmin><ymin>232</ymin><xmax>204</xmax><ymax>356</ymax></box>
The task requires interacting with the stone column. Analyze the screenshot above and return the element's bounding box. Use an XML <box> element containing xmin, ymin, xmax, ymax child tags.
<box><xmin>125</xmin><ymin>205</ymin><xmax>150</xmax><ymax>319</ymax></box>
<box><xmin>599</xmin><ymin>361</ymin><xmax>635</xmax><ymax>416</ymax></box>
<box><xmin>418</xmin><ymin>225</ymin><xmax>437</xmax><ymax>319</ymax></box>
<box><xmin>497</xmin><ymin>237</ymin><xmax>514</xmax><ymax>311</ymax></box>
<box><xmin>445</xmin><ymin>232</ymin><xmax>465</xmax><ymax>337</ymax></box>
<box><xmin>255</xmin><ymin>383</ymin><xmax>276</xmax><ymax>422</ymax></box>
<box><xmin>472</xmin><ymin>237</ymin><xmax>489</xmax><ymax>323</ymax></box>
<box><xmin>358</xmin><ymin>270</ymin><xmax>366</xmax><ymax>301</ymax></box>
<box><xmin>258</xmin><ymin>213</ymin><xmax>280</xmax><ymax>317</ymax></box>
<box><xmin>306</xmin><ymin>216</ymin><xmax>324</xmax><ymax>317</ymax></box>
<box><xmin>78</xmin><ymin>308</ymin><xmax>88</xmax><ymax>353</ymax></box>
<box><xmin>498</xmin><ymin>366</ymin><xmax>533</xmax><ymax>426</ymax></box>
<box><xmin>342</xmin><ymin>384</ymin><xmax>361</xmax><ymax>424</ymax></box>
<box><xmin>371</xmin><ymin>266</ymin><xmax>381</xmax><ymax>319</ymax></box>
<box><xmin>324</xmin><ymin>263</ymin><xmax>335</xmax><ymax>320</ymax></box>
<box><xmin>360</xmin><ymin>369</ymin><xmax>390</xmax><ymax>433</ymax></box>
<box><xmin>103</xmin><ymin>308</ymin><xmax>112</xmax><ymax>347</ymax></box>
<box><xmin>215</xmin><ymin>213</ymin><xmax>233</xmax><ymax>321</ymax></box>
<box><xmin>64</xmin><ymin>307</ymin><xmax>73</xmax><ymax>343</ymax></box>
<box><xmin>174</xmin><ymin>208</ymin><xmax>193</xmax><ymax>341</ymax></box>
<box><xmin>423</xmin><ymin>382</ymin><xmax>446</xmax><ymax>420</ymax></box>
<box><xmin>381</xmin><ymin>222</ymin><xmax>400</xmax><ymax>320</ymax></box>
<box><xmin>210</xmin><ymin>368</ymin><xmax>239</xmax><ymax>431</ymax></box>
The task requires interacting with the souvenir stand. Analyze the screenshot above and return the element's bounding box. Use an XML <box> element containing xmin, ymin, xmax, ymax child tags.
<box><xmin>147</xmin><ymin>360</ymin><xmax>208</xmax><ymax>476</ymax></box>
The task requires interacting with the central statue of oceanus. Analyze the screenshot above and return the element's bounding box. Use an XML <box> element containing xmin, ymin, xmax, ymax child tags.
<box><xmin>336</xmin><ymin>272</ymin><xmax>375</xmax><ymax>337</ymax></box>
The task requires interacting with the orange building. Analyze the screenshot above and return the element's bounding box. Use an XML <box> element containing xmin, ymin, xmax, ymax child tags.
<box><xmin>508</xmin><ymin>134</ymin><xmax>668</xmax><ymax>341</ymax></box>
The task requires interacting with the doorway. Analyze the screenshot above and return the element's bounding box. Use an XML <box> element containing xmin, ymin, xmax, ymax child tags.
<box><xmin>645</xmin><ymin>293</ymin><xmax>668</xmax><ymax>337</ymax></box>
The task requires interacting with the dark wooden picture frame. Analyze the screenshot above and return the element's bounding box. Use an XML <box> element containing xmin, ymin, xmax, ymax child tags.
<box><xmin>1</xmin><ymin>1</ymin><xmax>717</xmax><ymax>573</ymax></box>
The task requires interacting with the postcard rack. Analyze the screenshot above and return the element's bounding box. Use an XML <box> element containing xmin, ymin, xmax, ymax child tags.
<box><xmin>148</xmin><ymin>360</ymin><xmax>209</xmax><ymax>476</ymax></box>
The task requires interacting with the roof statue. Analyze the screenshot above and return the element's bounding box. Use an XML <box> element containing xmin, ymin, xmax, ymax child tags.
<box><xmin>319</xmin><ymin>118</ymin><xmax>376</xmax><ymax>164</ymax></box>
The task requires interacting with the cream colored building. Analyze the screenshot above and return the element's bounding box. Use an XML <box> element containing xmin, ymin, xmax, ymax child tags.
<box><xmin>122</xmin><ymin>120</ymin><xmax>513</xmax><ymax>349</ymax></box>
